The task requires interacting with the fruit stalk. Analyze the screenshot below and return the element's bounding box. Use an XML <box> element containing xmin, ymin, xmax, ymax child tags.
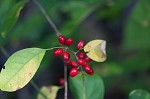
<box><xmin>32</xmin><ymin>0</ymin><xmax>68</xmax><ymax>99</ymax></box>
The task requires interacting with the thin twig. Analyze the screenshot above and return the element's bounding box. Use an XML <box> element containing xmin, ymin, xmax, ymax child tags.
<box><xmin>0</xmin><ymin>46</ymin><xmax>9</xmax><ymax>58</ymax></box>
<box><xmin>63</xmin><ymin>47</ymin><xmax>68</xmax><ymax>99</ymax></box>
<box><xmin>44</xmin><ymin>46</ymin><xmax>65</xmax><ymax>51</ymax></box>
<box><xmin>32</xmin><ymin>1</ymin><xmax>68</xmax><ymax>99</ymax></box>
<box><xmin>32</xmin><ymin>0</ymin><xmax>61</xmax><ymax>37</ymax></box>
<box><xmin>82</xmin><ymin>72</ymin><xmax>86</xmax><ymax>99</ymax></box>
<box><xmin>64</xmin><ymin>64</ymin><xmax>68</xmax><ymax>99</ymax></box>
<box><xmin>72</xmin><ymin>51</ymin><xmax>86</xmax><ymax>99</ymax></box>
<box><xmin>72</xmin><ymin>51</ymin><xmax>84</xmax><ymax>71</ymax></box>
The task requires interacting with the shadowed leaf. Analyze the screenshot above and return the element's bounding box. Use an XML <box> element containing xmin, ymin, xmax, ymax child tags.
<box><xmin>0</xmin><ymin>0</ymin><xmax>28</xmax><ymax>38</ymax></box>
<box><xmin>129</xmin><ymin>89</ymin><xmax>150</xmax><ymax>99</ymax></box>
<box><xmin>37</xmin><ymin>86</ymin><xmax>61</xmax><ymax>99</ymax></box>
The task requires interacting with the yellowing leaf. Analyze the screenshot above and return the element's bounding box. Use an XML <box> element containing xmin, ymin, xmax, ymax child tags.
<box><xmin>37</xmin><ymin>86</ymin><xmax>61</xmax><ymax>99</ymax></box>
<box><xmin>84</xmin><ymin>40</ymin><xmax>106</xmax><ymax>62</ymax></box>
<box><xmin>0</xmin><ymin>48</ymin><xmax>46</xmax><ymax>92</ymax></box>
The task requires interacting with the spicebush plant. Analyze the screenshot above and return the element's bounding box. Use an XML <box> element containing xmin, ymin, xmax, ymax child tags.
<box><xmin>0</xmin><ymin>0</ymin><xmax>150</xmax><ymax>99</ymax></box>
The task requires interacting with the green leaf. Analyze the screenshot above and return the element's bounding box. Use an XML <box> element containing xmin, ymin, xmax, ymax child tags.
<box><xmin>129</xmin><ymin>89</ymin><xmax>150</xmax><ymax>99</ymax></box>
<box><xmin>59</xmin><ymin>0</ymin><xmax>103</xmax><ymax>35</ymax></box>
<box><xmin>94</xmin><ymin>62</ymin><xmax>123</xmax><ymax>77</ymax></box>
<box><xmin>84</xmin><ymin>40</ymin><xmax>106</xmax><ymax>62</ymax></box>
<box><xmin>0</xmin><ymin>48</ymin><xmax>46</xmax><ymax>92</ymax></box>
<box><xmin>123</xmin><ymin>0</ymin><xmax>150</xmax><ymax>50</ymax></box>
<box><xmin>0</xmin><ymin>35</ymin><xmax>4</xmax><ymax>45</ymax></box>
<box><xmin>0</xmin><ymin>0</ymin><xmax>15</xmax><ymax>17</ymax></box>
<box><xmin>37</xmin><ymin>86</ymin><xmax>61</xmax><ymax>99</ymax></box>
<box><xmin>69</xmin><ymin>73</ymin><xmax>104</xmax><ymax>99</ymax></box>
<box><xmin>0</xmin><ymin>0</ymin><xmax>28</xmax><ymax>38</ymax></box>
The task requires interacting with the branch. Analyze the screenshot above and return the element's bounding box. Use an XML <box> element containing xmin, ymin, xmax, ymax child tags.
<box><xmin>0</xmin><ymin>46</ymin><xmax>9</xmax><ymax>58</ymax></box>
<box><xmin>31</xmin><ymin>1</ymin><xmax>68</xmax><ymax>99</ymax></box>
<box><xmin>31</xmin><ymin>0</ymin><xmax>61</xmax><ymax>37</ymax></box>
<box><xmin>64</xmin><ymin>64</ymin><xmax>68</xmax><ymax>99</ymax></box>
<box><xmin>72</xmin><ymin>51</ymin><xmax>86</xmax><ymax>99</ymax></box>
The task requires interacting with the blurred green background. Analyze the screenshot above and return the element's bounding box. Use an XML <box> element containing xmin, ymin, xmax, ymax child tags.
<box><xmin>0</xmin><ymin>0</ymin><xmax>150</xmax><ymax>99</ymax></box>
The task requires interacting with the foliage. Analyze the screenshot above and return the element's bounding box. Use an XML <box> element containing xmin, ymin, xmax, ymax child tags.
<box><xmin>37</xmin><ymin>86</ymin><xmax>61</xmax><ymax>99</ymax></box>
<box><xmin>0</xmin><ymin>0</ymin><xmax>150</xmax><ymax>99</ymax></box>
<box><xmin>0</xmin><ymin>0</ymin><xmax>28</xmax><ymax>38</ymax></box>
<box><xmin>84</xmin><ymin>40</ymin><xmax>106</xmax><ymax>62</ymax></box>
<box><xmin>129</xmin><ymin>89</ymin><xmax>150</xmax><ymax>99</ymax></box>
<box><xmin>0</xmin><ymin>48</ymin><xmax>46</xmax><ymax>91</ymax></box>
<box><xmin>69</xmin><ymin>73</ymin><xmax>104</xmax><ymax>99</ymax></box>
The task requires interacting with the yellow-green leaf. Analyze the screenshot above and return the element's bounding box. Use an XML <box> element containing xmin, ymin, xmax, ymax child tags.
<box><xmin>37</xmin><ymin>86</ymin><xmax>61</xmax><ymax>99</ymax></box>
<box><xmin>84</xmin><ymin>40</ymin><xmax>106</xmax><ymax>62</ymax></box>
<box><xmin>0</xmin><ymin>48</ymin><xmax>46</xmax><ymax>92</ymax></box>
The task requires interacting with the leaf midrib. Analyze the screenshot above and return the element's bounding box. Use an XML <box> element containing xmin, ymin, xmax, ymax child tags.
<box><xmin>1</xmin><ymin>50</ymin><xmax>44</xmax><ymax>90</ymax></box>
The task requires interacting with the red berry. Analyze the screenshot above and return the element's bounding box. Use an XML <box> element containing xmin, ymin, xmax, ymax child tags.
<box><xmin>83</xmin><ymin>64</ymin><xmax>94</xmax><ymax>75</ymax></box>
<box><xmin>85</xmin><ymin>56</ymin><xmax>92</xmax><ymax>62</ymax></box>
<box><xmin>58</xmin><ymin>35</ymin><xmax>66</xmax><ymax>45</ymax></box>
<box><xmin>66</xmin><ymin>60</ymin><xmax>72</xmax><ymax>66</ymax></box>
<box><xmin>71</xmin><ymin>61</ymin><xmax>78</xmax><ymax>67</ymax></box>
<box><xmin>65</xmin><ymin>38</ymin><xmax>73</xmax><ymax>46</ymax></box>
<box><xmin>70</xmin><ymin>68</ymin><xmax>79</xmax><ymax>77</ymax></box>
<box><xmin>54</xmin><ymin>48</ymin><xmax>63</xmax><ymax>56</ymax></box>
<box><xmin>59</xmin><ymin>78</ymin><xmax>64</xmax><ymax>86</ymax></box>
<box><xmin>78</xmin><ymin>52</ymin><xmax>85</xmax><ymax>59</ymax></box>
<box><xmin>78</xmin><ymin>59</ymin><xmax>86</xmax><ymax>66</ymax></box>
<box><xmin>77</xmin><ymin>40</ymin><xmax>84</xmax><ymax>50</ymax></box>
<box><xmin>63</xmin><ymin>52</ymin><xmax>70</xmax><ymax>61</ymax></box>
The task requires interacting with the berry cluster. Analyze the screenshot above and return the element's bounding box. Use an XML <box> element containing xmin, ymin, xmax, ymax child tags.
<box><xmin>54</xmin><ymin>35</ymin><xmax>94</xmax><ymax>77</ymax></box>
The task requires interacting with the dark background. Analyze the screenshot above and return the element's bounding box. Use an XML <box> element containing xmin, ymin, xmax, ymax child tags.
<box><xmin>0</xmin><ymin>0</ymin><xmax>150</xmax><ymax>99</ymax></box>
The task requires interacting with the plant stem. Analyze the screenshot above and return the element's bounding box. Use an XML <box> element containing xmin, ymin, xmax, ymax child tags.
<box><xmin>45</xmin><ymin>47</ymin><xmax>65</xmax><ymax>51</ymax></box>
<box><xmin>64</xmin><ymin>64</ymin><xmax>68</xmax><ymax>99</ymax></box>
<box><xmin>72</xmin><ymin>51</ymin><xmax>86</xmax><ymax>99</ymax></box>
<box><xmin>32</xmin><ymin>0</ymin><xmax>61</xmax><ymax>37</ymax></box>
<box><xmin>72</xmin><ymin>51</ymin><xmax>84</xmax><ymax>71</ymax></box>
<box><xmin>0</xmin><ymin>46</ymin><xmax>9</xmax><ymax>58</ymax></box>
<box><xmin>82</xmin><ymin>72</ymin><xmax>86</xmax><ymax>99</ymax></box>
<box><xmin>0</xmin><ymin>46</ymin><xmax>47</xmax><ymax>98</ymax></box>
<box><xmin>32</xmin><ymin>1</ymin><xmax>68</xmax><ymax>98</ymax></box>
<box><xmin>30</xmin><ymin>80</ymin><xmax>47</xmax><ymax>99</ymax></box>
<box><xmin>63</xmin><ymin>47</ymin><xmax>68</xmax><ymax>99</ymax></box>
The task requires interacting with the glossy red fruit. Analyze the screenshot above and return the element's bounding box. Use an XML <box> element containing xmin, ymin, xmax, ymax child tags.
<box><xmin>85</xmin><ymin>56</ymin><xmax>92</xmax><ymax>62</ymax></box>
<box><xmin>59</xmin><ymin>78</ymin><xmax>64</xmax><ymax>86</ymax></box>
<box><xmin>66</xmin><ymin>60</ymin><xmax>72</xmax><ymax>66</ymax></box>
<box><xmin>63</xmin><ymin>52</ymin><xmax>70</xmax><ymax>61</ymax></box>
<box><xmin>70</xmin><ymin>68</ymin><xmax>79</xmax><ymax>77</ymax></box>
<box><xmin>76</xmin><ymin>40</ymin><xmax>84</xmax><ymax>50</ymax></box>
<box><xmin>78</xmin><ymin>52</ymin><xmax>85</xmax><ymax>59</ymax></box>
<box><xmin>58</xmin><ymin>35</ymin><xmax>66</xmax><ymax>45</ymax></box>
<box><xmin>83</xmin><ymin>64</ymin><xmax>94</xmax><ymax>75</ymax></box>
<box><xmin>71</xmin><ymin>61</ymin><xmax>78</xmax><ymax>67</ymax></box>
<box><xmin>65</xmin><ymin>38</ymin><xmax>73</xmax><ymax>46</ymax></box>
<box><xmin>54</xmin><ymin>48</ymin><xmax>63</xmax><ymax>56</ymax></box>
<box><xmin>78</xmin><ymin>59</ymin><xmax>86</xmax><ymax>66</ymax></box>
